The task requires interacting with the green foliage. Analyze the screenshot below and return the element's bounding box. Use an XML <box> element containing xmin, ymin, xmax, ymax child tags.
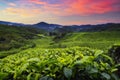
<box><xmin>109</xmin><ymin>45</ymin><xmax>120</xmax><ymax>63</ymax></box>
<box><xmin>63</xmin><ymin>67</ymin><xmax>72</xmax><ymax>80</ymax></box>
<box><xmin>0</xmin><ymin>72</ymin><xmax>9</xmax><ymax>80</ymax></box>
<box><xmin>53</xmin><ymin>31</ymin><xmax>120</xmax><ymax>51</ymax></box>
<box><xmin>0</xmin><ymin>24</ymin><xmax>120</xmax><ymax>80</ymax></box>
<box><xmin>101</xmin><ymin>72</ymin><xmax>111</xmax><ymax>80</ymax></box>
<box><xmin>0</xmin><ymin>47</ymin><xmax>119</xmax><ymax>80</ymax></box>
<box><xmin>0</xmin><ymin>24</ymin><xmax>46</xmax><ymax>57</ymax></box>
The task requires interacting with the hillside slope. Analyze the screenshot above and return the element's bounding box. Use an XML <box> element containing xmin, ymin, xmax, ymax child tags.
<box><xmin>0</xmin><ymin>24</ymin><xmax>46</xmax><ymax>58</ymax></box>
<box><xmin>0</xmin><ymin>23</ymin><xmax>120</xmax><ymax>80</ymax></box>
<box><xmin>52</xmin><ymin>31</ymin><xmax>120</xmax><ymax>50</ymax></box>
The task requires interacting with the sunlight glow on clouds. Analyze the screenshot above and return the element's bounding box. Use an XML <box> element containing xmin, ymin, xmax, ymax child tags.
<box><xmin>64</xmin><ymin>0</ymin><xmax>120</xmax><ymax>15</ymax></box>
<box><xmin>0</xmin><ymin>0</ymin><xmax>120</xmax><ymax>25</ymax></box>
<box><xmin>4</xmin><ymin>7</ymin><xmax>41</xmax><ymax>17</ymax></box>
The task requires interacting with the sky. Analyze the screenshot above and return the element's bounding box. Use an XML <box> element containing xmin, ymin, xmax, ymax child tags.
<box><xmin>0</xmin><ymin>0</ymin><xmax>120</xmax><ymax>25</ymax></box>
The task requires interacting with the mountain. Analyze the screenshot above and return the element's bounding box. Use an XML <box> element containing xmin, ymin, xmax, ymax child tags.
<box><xmin>32</xmin><ymin>22</ymin><xmax>120</xmax><ymax>32</ymax></box>
<box><xmin>0</xmin><ymin>21</ymin><xmax>120</xmax><ymax>32</ymax></box>
<box><xmin>33</xmin><ymin>22</ymin><xmax>62</xmax><ymax>31</ymax></box>
<box><xmin>55</xmin><ymin>23</ymin><xmax>120</xmax><ymax>33</ymax></box>
<box><xmin>0</xmin><ymin>23</ymin><xmax>47</xmax><ymax>58</ymax></box>
<box><xmin>0</xmin><ymin>21</ymin><xmax>26</xmax><ymax>26</ymax></box>
<box><xmin>0</xmin><ymin>21</ymin><xmax>63</xmax><ymax>31</ymax></box>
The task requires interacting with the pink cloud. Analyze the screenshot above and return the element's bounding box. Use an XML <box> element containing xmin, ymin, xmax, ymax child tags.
<box><xmin>8</xmin><ymin>3</ymin><xmax>16</xmax><ymax>7</ymax></box>
<box><xmin>96</xmin><ymin>19</ymin><xmax>120</xmax><ymax>23</ymax></box>
<box><xmin>28</xmin><ymin>0</ymin><xmax>47</xmax><ymax>5</ymax></box>
<box><xmin>3</xmin><ymin>0</ymin><xmax>120</xmax><ymax>17</ymax></box>
<box><xmin>63</xmin><ymin>0</ymin><xmax>120</xmax><ymax>16</ymax></box>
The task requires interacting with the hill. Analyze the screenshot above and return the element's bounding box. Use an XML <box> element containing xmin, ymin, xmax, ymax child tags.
<box><xmin>55</xmin><ymin>23</ymin><xmax>120</xmax><ymax>33</ymax></box>
<box><xmin>0</xmin><ymin>21</ymin><xmax>120</xmax><ymax>80</ymax></box>
<box><xmin>33</xmin><ymin>22</ymin><xmax>62</xmax><ymax>32</ymax></box>
<box><xmin>1</xmin><ymin>21</ymin><xmax>120</xmax><ymax>32</ymax></box>
<box><xmin>0</xmin><ymin>24</ymin><xmax>46</xmax><ymax>58</ymax></box>
<box><xmin>52</xmin><ymin>31</ymin><xmax>120</xmax><ymax>51</ymax></box>
<box><xmin>0</xmin><ymin>22</ymin><xmax>120</xmax><ymax>58</ymax></box>
<box><xmin>0</xmin><ymin>21</ymin><xmax>26</xmax><ymax>26</ymax></box>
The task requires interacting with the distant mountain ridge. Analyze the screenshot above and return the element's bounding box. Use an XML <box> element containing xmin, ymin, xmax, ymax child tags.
<box><xmin>0</xmin><ymin>21</ymin><xmax>120</xmax><ymax>32</ymax></box>
<box><xmin>33</xmin><ymin>22</ymin><xmax>62</xmax><ymax>31</ymax></box>
<box><xmin>0</xmin><ymin>21</ymin><xmax>26</xmax><ymax>26</ymax></box>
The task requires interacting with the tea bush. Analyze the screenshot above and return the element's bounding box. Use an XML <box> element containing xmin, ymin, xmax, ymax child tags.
<box><xmin>0</xmin><ymin>47</ymin><xmax>119</xmax><ymax>80</ymax></box>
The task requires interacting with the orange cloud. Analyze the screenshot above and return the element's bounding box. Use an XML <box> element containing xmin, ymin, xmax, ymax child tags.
<box><xmin>4</xmin><ymin>7</ymin><xmax>41</xmax><ymax>17</ymax></box>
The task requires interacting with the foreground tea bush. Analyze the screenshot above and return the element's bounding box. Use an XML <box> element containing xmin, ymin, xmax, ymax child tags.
<box><xmin>0</xmin><ymin>47</ymin><xmax>119</xmax><ymax>80</ymax></box>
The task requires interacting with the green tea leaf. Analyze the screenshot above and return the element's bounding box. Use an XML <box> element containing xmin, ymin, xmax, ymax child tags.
<box><xmin>111</xmin><ymin>73</ymin><xmax>119</xmax><ymax>80</ymax></box>
<box><xmin>63</xmin><ymin>67</ymin><xmax>72</xmax><ymax>79</ymax></box>
<box><xmin>101</xmin><ymin>73</ymin><xmax>111</xmax><ymax>80</ymax></box>
<box><xmin>48</xmin><ymin>77</ymin><xmax>54</xmax><ymax>80</ymax></box>
<box><xmin>0</xmin><ymin>72</ymin><xmax>8</xmax><ymax>80</ymax></box>
<box><xmin>27</xmin><ymin>73</ymin><xmax>33</xmax><ymax>80</ymax></box>
<box><xmin>39</xmin><ymin>76</ymin><xmax>48</xmax><ymax>80</ymax></box>
<box><xmin>111</xmin><ymin>68</ymin><xmax>118</xmax><ymax>73</ymax></box>
<box><xmin>89</xmin><ymin>68</ymin><xmax>98</xmax><ymax>73</ymax></box>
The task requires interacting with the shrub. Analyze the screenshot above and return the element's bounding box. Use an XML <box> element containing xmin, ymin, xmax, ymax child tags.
<box><xmin>0</xmin><ymin>47</ymin><xmax>119</xmax><ymax>80</ymax></box>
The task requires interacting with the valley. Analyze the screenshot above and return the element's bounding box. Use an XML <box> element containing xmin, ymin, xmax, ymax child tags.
<box><xmin>0</xmin><ymin>22</ymin><xmax>120</xmax><ymax>80</ymax></box>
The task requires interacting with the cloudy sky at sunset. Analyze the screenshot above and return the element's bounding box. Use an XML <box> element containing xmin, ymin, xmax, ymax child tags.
<box><xmin>0</xmin><ymin>0</ymin><xmax>120</xmax><ymax>25</ymax></box>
